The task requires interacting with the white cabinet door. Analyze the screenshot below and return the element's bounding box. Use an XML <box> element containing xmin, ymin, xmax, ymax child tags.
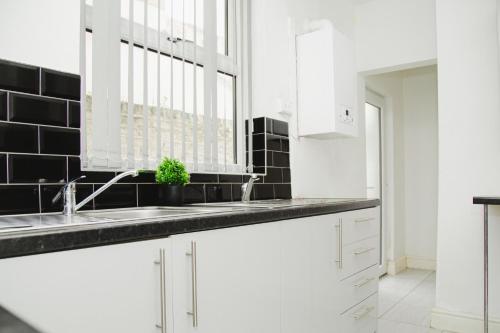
<box><xmin>308</xmin><ymin>214</ymin><xmax>343</xmax><ymax>333</ymax></box>
<box><xmin>280</xmin><ymin>218</ymin><xmax>312</xmax><ymax>333</ymax></box>
<box><xmin>170</xmin><ymin>222</ymin><xmax>281</xmax><ymax>333</ymax></box>
<box><xmin>0</xmin><ymin>239</ymin><xmax>170</xmax><ymax>333</ymax></box>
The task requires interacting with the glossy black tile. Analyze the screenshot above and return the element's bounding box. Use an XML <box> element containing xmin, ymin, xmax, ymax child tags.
<box><xmin>0</xmin><ymin>91</ymin><xmax>6</xmax><ymax>120</ymax></box>
<box><xmin>120</xmin><ymin>170</ymin><xmax>156</xmax><ymax>183</ymax></box>
<box><xmin>205</xmin><ymin>184</ymin><xmax>232</xmax><ymax>202</ymax></box>
<box><xmin>265</xmin><ymin>118</ymin><xmax>273</xmax><ymax>134</ymax></box>
<box><xmin>231</xmin><ymin>184</ymin><xmax>242</xmax><ymax>201</ymax></box>
<box><xmin>39</xmin><ymin>127</ymin><xmax>80</xmax><ymax>155</ymax></box>
<box><xmin>0</xmin><ymin>185</ymin><xmax>39</xmax><ymax>215</ymax></box>
<box><xmin>266</xmin><ymin>135</ymin><xmax>281</xmax><ymax>151</ymax></box>
<box><xmin>94</xmin><ymin>184</ymin><xmax>137</xmax><ymax>209</ymax></box>
<box><xmin>190</xmin><ymin>173</ymin><xmax>218</xmax><ymax>183</ymax></box>
<box><xmin>218</xmin><ymin>174</ymin><xmax>243</xmax><ymax>183</ymax></box>
<box><xmin>253</xmin><ymin>167</ymin><xmax>266</xmax><ymax>174</ymax></box>
<box><xmin>272</xmin><ymin>152</ymin><xmax>289</xmax><ymax>167</ymax></box>
<box><xmin>9</xmin><ymin>93</ymin><xmax>67</xmax><ymax>127</ymax></box>
<box><xmin>253</xmin><ymin>184</ymin><xmax>274</xmax><ymax>200</ymax></box>
<box><xmin>267</xmin><ymin>151</ymin><xmax>273</xmax><ymax>167</ymax></box>
<box><xmin>272</xmin><ymin>119</ymin><xmax>288</xmax><ymax>136</ymax></box>
<box><xmin>252</xmin><ymin>150</ymin><xmax>266</xmax><ymax>167</ymax></box>
<box><xmin>0</xmin><ymin>60</ymin><xmax>39</xmax><ymax>95</ymax></box>
<box><xmin>184</xmin><ymin>184</ymin><xmax>205</xmax><ymax>203</ymax></box>
<box><xmin>251</xmin><ymin>134</ymin><xmax>266</xmax><ymax>150</ymax></box>
<box><xmin>138</xmin><ymin>184</ymin><xmax>161</xmax><ymax>206</ymax></box>
<box><xmin>264</xmin><ymin>167</ymin><xmax>283</xmax><ymax>183</ymax></box>
<box><xmin>40</xmin><ymin>184</ymin><xmax>94</xmax><ymax>213</ymax></box>
<box><xmin>0</xmin><ymin>123</ymin><xmax>38</xmax><ymax>153</ymax></box>
<box><xmin>41</xmin><ymin>68</ymin><xmax>80</xmax><ymax>101</ymax></box>
<box><xmin>0</xmin><ymin>154</ymin><xmax>6</xmax><ymax>183</ymax></box>
<box><xmin>274</xmin><ymin>184</ymin><xmax>292</xmax><ymax>199</ymax></box>
<box><xmin>281</xmin><ymin>138</ymin><xmax>289</xmax><ymax>152</ymax></box>
<box><xmin>8</xmin><ymin>154</ymin><xmax>66</xmax><ymax>183</ymax></box>
<box><xmin>282</xmin><ymin>168</ymin><xmax>291</xmax><ymax>183</ymax></box>
<box><xmin>252</xmin><ymin>117</ymin><xmax>265</xmax><ymax>134</ymax></box>
<box><xmin>68</xmin><ymin>101</ymin><xmax>80</xmax><ymax>128</ymax></box>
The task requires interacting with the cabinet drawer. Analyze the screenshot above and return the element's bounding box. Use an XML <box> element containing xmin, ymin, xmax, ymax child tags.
<box><xmin>340</xmin><ymin>293</ymin><xmax>378</xmax><ymax>333</ymax></box>
<box><xmin>339</xmin><ymin>236</ymin><xmax>379</xmax><ymax>280</ymax></box>
<box><xmin>339</xmin><ymin>265</ymin><xmax>378</xmax><ymax>313</ymax></box>
<box><xmin>342</xmin><ymin>208</ymin><xmax>379</xmax><ymax>246</ymax></box>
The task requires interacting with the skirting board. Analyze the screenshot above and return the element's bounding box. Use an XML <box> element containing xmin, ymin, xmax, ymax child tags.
<box><xmin>387</xmin><ymin>256</ymin><xmax>407</xmax><ymax>275</ymax></box>
<box><xmin>431</xmin><ymin>307</ymin><xmax>500</xmax><ymax>333</ymax></box>
<box><xmin>406</xmin><ymin>256</ymin><xmax>436</xmax><ymax>270</ymax></box>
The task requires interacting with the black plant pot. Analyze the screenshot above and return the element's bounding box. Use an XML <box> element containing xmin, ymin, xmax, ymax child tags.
<box><xmin>158</xmin><ymin>184</ymin><xmax>185</xmax><ymax>206</ymax></box>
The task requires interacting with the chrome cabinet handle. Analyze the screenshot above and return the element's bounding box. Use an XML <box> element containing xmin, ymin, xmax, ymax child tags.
<box><xmin>352</xmin><ymin>305</ymin><xmax>375</xmax><ymax>320</ymax></box>
<box><xmin>186</xmin><ymin>241</ymin><xmax>198</xmax><ymax>327</ymax></box>
<box><xmin>335</xmin><ymin>220</ymin><xmax>343</xmax><ymax>269</ymax></box>
<box><xmin>353</xmin><ymin>277</ymin><xmax>375</xmax><ymax>288</ymax></box>
<box><xmin>355</xmin><ymin>217</ymin><xmax>375</xmax><ymax>223</ymax></box>
<box><xmin>353</xmin><ymin>247</ymin><xmax>376</xmax><ymax>255</ymax></box>
<box><xmin>154</xmin><ymin>249</ymin><xmax>167</xmax><ymax>333</ymax></box>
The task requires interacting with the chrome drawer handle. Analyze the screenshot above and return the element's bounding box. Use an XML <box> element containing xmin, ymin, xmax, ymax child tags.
<box><xmin>352</xmin><ymin>305</ymin><xmax>375</xmax><ymax>320</ymax></box>
<box><xmin>154</xmin><ymin>249</ymin><xmax>167</xmax><ymax>333</ymax></box>
<box><xmin>353</xmin><ymin>247</ymin><xmax>376</xmax><ymax>255</ymax></box>
<box><xmin>355</xmin><ymin>217</ymin><xmax>375</xmax><ymax>223</ymax></box>
<box><xmin>335</xmin><ymin>221</ymin><xmax>343</xmax><ymax>269</ymax></box>
<box><xmin>354</xmin><ymin>277</ymin><xmax>375</xmax><ymax>288</ymax></box>
<box><xmin>186</xmin><ymin>241</ymin><xmax>198</xmax><ymax>327</ymax></box>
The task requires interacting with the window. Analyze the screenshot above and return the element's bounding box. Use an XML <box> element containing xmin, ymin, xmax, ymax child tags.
<box><xmin>82</xmin><ymin>0</ymin><xmax>250</xmax><ymax>173</ymax></box>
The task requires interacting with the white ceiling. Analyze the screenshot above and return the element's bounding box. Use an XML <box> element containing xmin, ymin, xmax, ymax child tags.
<box><xmin>354</xmin><ymin>0</ymin><xmax>378</xmax><ymax>4</ymax></box>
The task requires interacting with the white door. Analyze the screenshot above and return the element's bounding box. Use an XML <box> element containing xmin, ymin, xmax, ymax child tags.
<box><xmin>170</xmin><ymin>222</ymin><xmax>281</xmax><ymax>333</ymax></box>
<box><xmin>365</xmin><ymin>89</ymin><xmax>386</xmax><ymax>276</ymax></box>
<box><xmin>0</xmin><ymin>239</ymin><xmax>170</xmax><ymax>333</ymax></box>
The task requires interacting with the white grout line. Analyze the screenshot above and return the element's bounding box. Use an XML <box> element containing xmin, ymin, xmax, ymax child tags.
<box><xmin>0</xmin><ymin>120</ymin><xmax>81</xmax><ymax>131</ymax></box>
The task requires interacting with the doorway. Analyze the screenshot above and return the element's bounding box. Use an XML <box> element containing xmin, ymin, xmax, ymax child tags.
<box><xmin>365</xmin><ymin>89</ymin><xmax>386</xmax><ymax>276</ymax></box>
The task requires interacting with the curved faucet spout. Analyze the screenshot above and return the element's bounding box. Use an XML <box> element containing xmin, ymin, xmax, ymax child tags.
<box><xmin>73</xmin><ymin>170</ymin><xmax>140</xmax><ymax>213</ymax></box>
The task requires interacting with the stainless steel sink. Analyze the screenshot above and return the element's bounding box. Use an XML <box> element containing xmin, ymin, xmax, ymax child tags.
<box><xmin>79</xmin><ymin>206</ymin><xmax>223</xmax><ymax>221</ymax></box>
<box><xmin>194</xmin><ymin>199</ymin><xmax>296</xmax><ymax>209</ymax></box>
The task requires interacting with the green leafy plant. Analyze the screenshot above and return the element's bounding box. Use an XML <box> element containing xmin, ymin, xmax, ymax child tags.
<box><xmin>155</xmin><ymin>158</ymin><xmax>190</xmax><ymax>186</ymax></box>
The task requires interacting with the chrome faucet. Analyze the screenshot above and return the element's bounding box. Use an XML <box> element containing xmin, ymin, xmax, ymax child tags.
<box><xmin>53</xmin><ymin>170</ymin><xmax>140</xmax><ymax>216</ymax></box>
<box><xmin>241</xmin><ymin>174</ymin><xmax>260</xmax><ymax>202</ymax></box>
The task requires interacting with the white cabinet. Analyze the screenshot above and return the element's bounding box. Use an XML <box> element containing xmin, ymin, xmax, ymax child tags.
<box><xmin>0</xmin><ymin>239</ymin><xmax>172</xmax><ymax>333</ymax></box>
<box><xmin>170</xmin><ymin>222</ymin><xmax>281</xmax><ymax>333</ymax></box>
<box><xmin>296</xmin><ymin>20</ymin><xmax>357</xmax><ymax>139</ymax></box>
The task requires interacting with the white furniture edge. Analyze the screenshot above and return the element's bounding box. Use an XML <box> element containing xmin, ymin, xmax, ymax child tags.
<box><xmin>431</xmin><ymin>307</ymin><xmax>500</xmax><ymax>333</ymax></box>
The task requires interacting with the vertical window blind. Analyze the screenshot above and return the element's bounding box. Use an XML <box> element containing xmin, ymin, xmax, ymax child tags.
<box><xmin>80</xmin><ymin>0</ymin><xmax>252</xmax><ymax>174</ymax></box>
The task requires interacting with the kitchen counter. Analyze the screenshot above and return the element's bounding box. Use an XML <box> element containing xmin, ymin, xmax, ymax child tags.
<box><xmin>0</xmin><ymin>198</ymin><xmax>379</xmax><ymax>259</ymax></box>
<box><xmin>0</xmin><ymin>305</ymin><xmax>41</xmax><ymax>333</ymax></box>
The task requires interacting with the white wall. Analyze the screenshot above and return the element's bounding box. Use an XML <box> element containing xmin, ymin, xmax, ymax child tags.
<box><xmin>355</xmin><ymin>0</ymin><xmax>437</xmax><ymax>74</ymax></box>
<box><xmin>251</xmin><ymin>0</ymin><xmax>368</xmax><ymax>198</ymax></box>
<box><xmin>433</xmin><ymin>0</ymin><xmax>500</xmax><ymax>330</ymax></box>
<box><xmin>402</xmin><ymin>66</ymin><xmax>438</xmax><ymax>268</ymax></box>
<box><xmin>0</xmin><ymin>0</ymin><xmax>80</xmax><ymax>74</ymax></box>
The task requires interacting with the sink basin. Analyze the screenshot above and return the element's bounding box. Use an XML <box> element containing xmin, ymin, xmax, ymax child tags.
<box><xmin>194</xmin><ymin>199</ymin><xmax>296</xmax><ymax>209</ymax></box>
<box><xmin>79</xmin><ymin>206</ymin><xmax>235</xmax><ymax>221</ymax></box>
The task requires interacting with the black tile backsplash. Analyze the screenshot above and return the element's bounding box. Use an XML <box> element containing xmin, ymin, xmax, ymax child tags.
<box><xmin>40</xmin><ymin>127</ymin><xmax>80</xmax><ymax>155</ymax></box>
<box><xmin>0</xmin><ymin>91</ymin><xmax>6</xmax><ymax>120</ymax></box>
<box><xmin>0</xmin><ymin>60</ymin><xmax>39</xmax><ymax>95</ymax></box>
<box><xmin>68</xmin><ymin>101</ymin><xmax>81</xmax><ymax>128</ymax></box>
<box><xmin>8</xmin><ymin>154</ymin><xmax>66</xmax><ymax>183</ymax></box>
<box><xmin>0</xmin><ymin>59</ymin><xmax>292</xmax><ymax>215</ymax></box>
<box><xmin>94</xmin><ymin>184</ymin><xmax>137</xmax><ymax>209</ymax></box>
<box><xmin>9</xmin><ymin>93</ymin><xmax>67</xmax><ymax>127</ymax></box>
<box><xmin>0</xmin><ymin>154</ymin><xmax>6</xmax><ymax>183</ymax></box>
<box><xmin>0</xmin><ymin>185</ymin><xmax>39</xmax><ymax>215</ymax></box>
<box><xmin>41</xmin><ymin>68</ymin><xmax>81</xmax><ymax>101</ymax></box>
<box><xmin>0</xmin><ymin>123</ymin><xmax>38</xmax><ymax>153</ymax></box>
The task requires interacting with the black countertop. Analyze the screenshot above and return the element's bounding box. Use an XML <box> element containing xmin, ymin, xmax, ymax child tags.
<box><xmin>0</xmin><ymin>305</ymin><xmax>41</xmax><ymax>333</ymax></box>
<box><xmin>0</xmin><ymin>198</ymin><xmax>379</xmax><ymax>260</ymax></box>
<box><xmin>473</xmin><ymin>197</ymin><xmax>500</xmax><ymax>205</ymax></box>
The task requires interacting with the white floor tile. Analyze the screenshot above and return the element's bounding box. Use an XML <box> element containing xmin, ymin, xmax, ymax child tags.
<box><xmin>378</xmin><ymin>269</ymin><xmax>441</xmax><ymax>332</ymax></box>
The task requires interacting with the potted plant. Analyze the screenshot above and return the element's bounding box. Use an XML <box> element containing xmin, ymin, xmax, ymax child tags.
<box><xmin>155</xmin><ymin>157</ymin><xmax>190</xmax><ymax>206</ymax></box>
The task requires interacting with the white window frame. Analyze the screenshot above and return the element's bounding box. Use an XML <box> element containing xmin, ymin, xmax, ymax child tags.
<box><xmin>79</xmin><ymin>0</ymin><xmax>253</xmax><ymax>174</ymax></box>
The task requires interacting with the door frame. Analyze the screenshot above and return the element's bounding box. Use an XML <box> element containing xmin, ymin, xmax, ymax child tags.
<box><xmin>365</xmin><ymin>89</ymin><xmax>388</xmax><ymax>276</ymax></box>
